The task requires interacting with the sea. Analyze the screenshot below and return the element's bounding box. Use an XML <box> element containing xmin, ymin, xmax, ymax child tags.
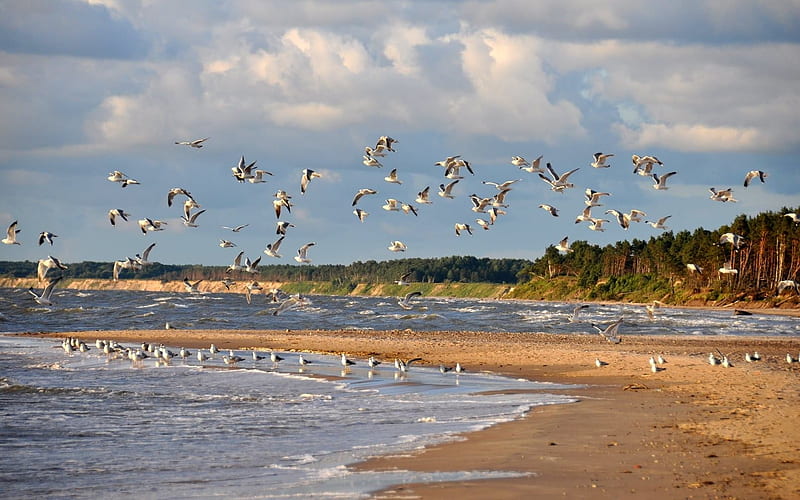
<box><xmin>1</xmin><ymin>287</ymin><xmax>798</xmax><ymax>499</ymax></box>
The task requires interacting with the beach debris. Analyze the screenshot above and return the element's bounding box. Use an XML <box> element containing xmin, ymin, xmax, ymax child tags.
<box><xmin>623</xmin><ymin>383</ymin><xmax>649</xmax><ymax>391</ymax></box>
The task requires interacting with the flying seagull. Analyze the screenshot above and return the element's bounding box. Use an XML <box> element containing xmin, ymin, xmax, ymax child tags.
<box><xmin>181</xmin><ymin>209</ymin><xmax>206</xmax><ymax>228</ymax></box>
<box><xmin>37</xmin><ymin>256</ymin><xmax>68</xmax><ymax>281</ymax></box>
<box><xmin>538</xmin><ymin>204</ymin><xmax>559</xmax><ymax>217</ymax></box>
<box><xmin>3</xmin><ymin>220</ymin><xmax>21</xmax><ymax>245</ymax></box>
<box><xmin>518</xmin><ymin>154</ymin><xmax>544</xmax><ymax>173</ymax></box>
<box><xmin>438</xmin><ymin>180</ymin><xmax>459</xmax><ymax>199</ymax></box>
<box><xmin>651</xmin><ymin>171</ymin><xmax>677</xmax><ymax>190</ymax></box>
<box><xmin>592</xmin><ymin>317</ymin><xmax>623</xmax><ymax>344</ymax></box>
<box><xmin>415</xmin><ymin>186</ymin><xmax>432</xmax><ymax>205</ymax></box>
<box><xmin>645</xmin><ymin>215</ymin><xmax>672</xmax><ymax>230</ymax></box>
<box><xmin>555</xmin><ymin>236</ymin><xmax>572</xmax><ymax>253</ymax></box>
<box><xmin>398</xmin><ymin>290</ymin><xmax>422</xmax><ymax>310</ymax></box>
<box><xmin>294</xmin><ymin>242</ymin><xmax>316</xmax><ymax>263</ymax></box>
<box><xmin>353</xmin><ymin>208</ymin><xmax>369</xmax><ymax>223</ymax></box>
<box><xmin>175</xmin><ymin>137</ymin><xmax>209</xmax><ymax>148</ymax></box>
<box><xmin>134</xmin><ymin>242</ymin><xmax>157</xmax><ymax>267</ymax></box>
<box><xmin>590</xmin><ymin>152</ymin><xmax>614</xmax><ymax>169</ymax></box>
<box><xmin>112</xmin><ymin>257</ymin><xmax>140</xmax><ymax>281</ymax></box>
<box><xmin>276</xmin><ymin>221</ymin><xmax>295</xmax><ymax>235</ymax></box>
<box><xmin>538</xmin><ymin>163</ymin><xmax>579</xmax><ymax>192</ymax></box>
<box><xmin>167</xmin><ymin>187</ymin><xmax>194</xmax><ymax>207</ymax></box>
<box><xmin>138</xmin><ymin>218</ymin><xmax>167</xmax><ymax>234</ymax></box>
<box><xmin>352</xmin><ymin>188</ymin><xmax>377</xmax><ymax>206</ymax></box>
<box><xmin>183</xmin><ymin>278</ymin><xmax>203</xmax><ymax>293</ymax></box>
<box><xmin>28</xmin><ymin>276</ymin><xmax>62</xmax><ymax>306</ymax></box>
<box><xmin>300</xmin><ymin>168</ymin><xmax>321</xmax><ymax>194</ymax></box>
<box><xmin>263</xmin><ymin>236</ymin><xmax>285</xmax><ymax>258</ymax></box>
<box><xmin>743</xmin><ymin>170</ymin><xmax>767</xmax><ymax>187</ymax></box>
<box><xmin>38</xmin><ymin>231</ymin><xmax>57</xmax><ymax>246</ymax></box>
<box><xmin>388</xmin><ymin>241</ymin><xmax>407</xmax><ymax>252</ymax></box>
<box><xmin>108</xmin><ymin>209</ymin><xmax>131</xmax><ymax>226</ymax></box>
<box><xmin>384</xmin><ymin>168</ymin><xmax>403</xmax><ymax>184</ymax></box>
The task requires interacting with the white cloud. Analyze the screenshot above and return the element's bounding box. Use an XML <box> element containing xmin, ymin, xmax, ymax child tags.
<box><xmin>551</xmin><ymin>40</ymin><xmax>800</xmax><ymax>152</ymax></box>
<box><xmin>615</xmin><ymin>123</ymin><xmax>764</xmax><ymax>152</ymax></box>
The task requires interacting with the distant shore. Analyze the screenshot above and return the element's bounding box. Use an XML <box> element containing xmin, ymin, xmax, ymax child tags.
<box><xmin>19</xmin><ymin>328</ymin><xmax>800</xmax><ymax>499</ymax></box>
<box><xmin>5</xmin><ymin>277</ymin><xmax>799</xmax><ymax>312</ymax></box>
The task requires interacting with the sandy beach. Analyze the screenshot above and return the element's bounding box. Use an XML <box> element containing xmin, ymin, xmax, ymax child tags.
<box><xmin>22</xmin><ymin>326</ymin><xmax>800</xmax><ymax>499</ymax></box>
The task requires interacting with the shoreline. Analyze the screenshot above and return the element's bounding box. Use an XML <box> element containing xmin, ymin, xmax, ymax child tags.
<box><xmin>16</xmin><ymin>328</ymin><xmax>800</xmax><ymax>499</ymax></box>
<box><xmin>5</xmin><ymin>278</ymin><xmax>799</xmax><ymax>313</ymax></box>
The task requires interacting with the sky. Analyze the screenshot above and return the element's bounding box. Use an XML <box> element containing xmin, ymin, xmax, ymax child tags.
<box><xmin>1</xmin><ymin>0</ymin><xmax>799</xmax><ymax>269</ymax></box>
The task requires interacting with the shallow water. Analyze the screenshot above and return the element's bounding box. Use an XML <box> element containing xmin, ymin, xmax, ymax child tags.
<box><xmin>1</xmin><ymin>288</ymin><xmax>797</xmax><ymax>498</ymax></box>
<box><xmin>1</xmin><ymin>287</ymin><xmax>797</xmax><ymax>337</ymax></box>
<box><xmin>0</xmin><ymin>335</ymin><xmax>574</xmax><ymax>499</ymax></box>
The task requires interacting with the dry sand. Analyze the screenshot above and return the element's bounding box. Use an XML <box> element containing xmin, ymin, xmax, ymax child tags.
<box><xmin>22</xmin><ymin>326</ymin><xmax>800</xmax><ymax>499</ymax></box>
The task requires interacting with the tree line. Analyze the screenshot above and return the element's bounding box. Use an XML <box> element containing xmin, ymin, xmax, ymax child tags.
<box><xmin>519</xmin><ymin>207</ymin><xmax>800</xmax><ymax>293</ymax></box>
<box><xmin>0</xmin><ymin>256</ymin><xmax>531</xmax><ymax>285</ymax></box>
<box><xmin>2</xmin><ymin>207</ymin><xmax>797</xmax><ymax>293</ymax></box>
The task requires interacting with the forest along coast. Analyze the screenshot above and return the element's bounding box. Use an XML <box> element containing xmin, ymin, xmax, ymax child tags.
<box><xmin>5</xmin><ymin>208</ymin><xmax>800</xmax><ymax>310</ymax></box>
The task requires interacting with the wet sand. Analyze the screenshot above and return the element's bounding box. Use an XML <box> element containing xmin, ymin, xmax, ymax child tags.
<box><xmin>22</xmin><ymin>327</ymin><xmax>800</xmax><ymax>499</ymax></box>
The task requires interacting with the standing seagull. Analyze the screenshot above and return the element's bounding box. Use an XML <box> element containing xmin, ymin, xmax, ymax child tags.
<box><xmin>341</xmin><ymin>353</ymin><xmax>356</xmax><ymax>368</ymax></box>
<box><xmin>294</xmin><ymin>242</ymin><xmax>316</xmax><ymax>263</ymax></box>
<box><xmin>174</xmin><ymin>137</ymin><xmax>209</xmax><ymax>148</ymax></box>
<box><xmin>28</xmin><ymin>276</ymin><xmax>62</xmax><ymax>306</ymax></box>
<box><xmin>2</xmin><ymin>220</ymin><xmax>21</xmax><ymax>245</ymax></box>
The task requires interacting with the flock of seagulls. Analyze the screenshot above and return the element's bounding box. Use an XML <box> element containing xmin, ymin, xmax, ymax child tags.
<box><xmin>3</xmin><ymin>131</ymin><xmax>793</xmax><ymax>315</ymax></box>
<box><xmin>56</xmin><ymin>336</ymin><xmax>469</xmax><ymax>381</ymax></box>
